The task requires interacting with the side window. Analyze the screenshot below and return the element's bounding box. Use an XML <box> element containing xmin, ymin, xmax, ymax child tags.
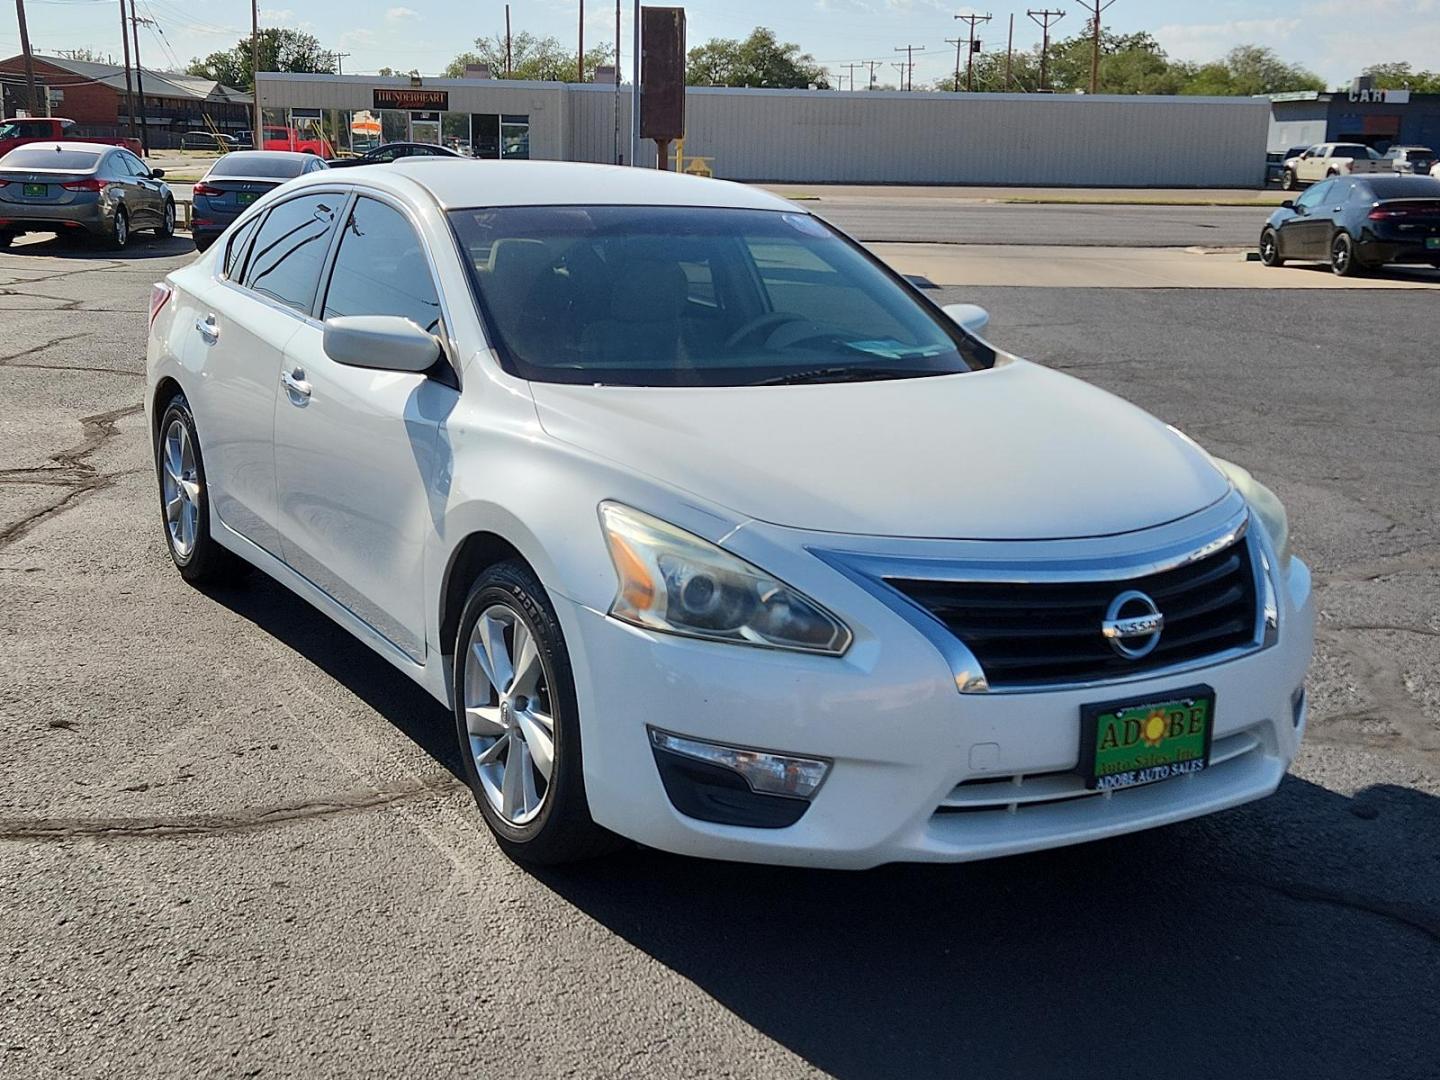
<box><xmin>321</xmin><ymin>197</ymin><xmax>442</xmax><ymax>333</ymax></box>
<box><xmin>243</xmin><ymin>193</ymin><xmax>342</xmax><ymax>314</ymax></box>
<box><xmin>1295</xmin><ymin>181</ymin><xmax>1332</xmax><ymax>209</ymax></box>
<box><xmin>223</xmin><ymin>215</ymin><xmax>261</xmax><ymax>280</ymax></box>
<box><xmin>121</xmin><ymin>152</ymin><xmax>148</xmax><ymax>177</ymax></box>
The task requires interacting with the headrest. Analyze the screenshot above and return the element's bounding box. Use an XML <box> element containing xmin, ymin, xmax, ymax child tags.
<box><xmin>609</xmin><ymin>260</ymin><xmax>686</xmax><ymax>322</ymax></box>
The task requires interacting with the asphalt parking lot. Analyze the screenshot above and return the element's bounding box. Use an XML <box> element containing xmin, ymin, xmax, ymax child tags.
<box><xmin>1</xmin><ymin>213</ymin><xmax>1437</xmax><ymax>1079</ymax></box>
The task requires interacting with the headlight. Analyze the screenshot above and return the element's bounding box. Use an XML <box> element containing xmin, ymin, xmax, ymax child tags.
<box><xmin>1214</xmin><ymin>459</ymin><xmax>1291</xmax><ymax>571</ymax></box>
<box><xmin>599</xmin><ymin>502</ymin><xmax>852</xmax><ymax>655</ymax></box>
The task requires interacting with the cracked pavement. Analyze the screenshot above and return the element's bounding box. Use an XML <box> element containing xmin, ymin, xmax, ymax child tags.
<box><xmin>0</xmin><ymin>228</ymin><xmax>1437</xmax><ymax>1080</ymax></box>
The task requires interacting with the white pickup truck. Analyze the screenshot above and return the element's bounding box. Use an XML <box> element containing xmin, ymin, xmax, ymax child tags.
<box><xmin>1280</xmin><ymin>144</ymin><xmax>1389</xmax><ymax>190</ymax></box>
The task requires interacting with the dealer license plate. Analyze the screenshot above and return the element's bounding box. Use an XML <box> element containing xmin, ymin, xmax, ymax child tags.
<box><xmin>237</xmin><ymin>192</ymin><xmax>257</xmax><ymax>205</ymax></box>
<box><xmin>1078</xmin><ymin>686</ymin><xmax>1214</xmax><ymax>791</ymax></box>
<box><xmin>23</xmin><ymin>183</ymin><xmax>47</xmax><ymax>197</ymax></box>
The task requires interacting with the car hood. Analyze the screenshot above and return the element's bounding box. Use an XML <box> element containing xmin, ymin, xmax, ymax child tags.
<box><xmin>530</xmin><ymin>358</ymin><xmax>1231</xmax><ymax>540</ymax></box>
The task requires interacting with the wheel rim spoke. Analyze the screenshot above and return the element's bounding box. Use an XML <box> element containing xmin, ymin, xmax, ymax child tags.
<box><xmin>465</xmin><ymin>704</ymin><xmax>505</xmax><ymax>737</ymax></box>
<box><xmin>473</xmin><ymin>731</ymin><xmax>509</xmax><ymax>767</ymax></box>
<box><xmin>510</xmin><ymin>622</ymin><xmax>541</xmax><ymax>698</ymax></box>
<box><xmin>515</xmin><ymin>710</ymin><xmax>554</xmax><ymax>781</ymax></box>
<box><xmin>475</xmin><ymin>612</ymin><xmax>513</xmax><ymax>694</ymax></box>
<box><xmin>501</xmin><ymin>735</ymin><xmax>532</xmax><ymax>818</ymax></box>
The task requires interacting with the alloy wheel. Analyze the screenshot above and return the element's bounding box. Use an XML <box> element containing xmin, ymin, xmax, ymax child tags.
<box><xmin>463</xmin><ymin>603</ymin><xmax>556</xmax><ymax>825</ymax></box>
<box><xmin>160</xmin><ymin>418</ymin><xmax>201</xmax><ymax>558</ymax></box>
<box><xmin>114</xmin><ymin>211</ymin><xmax>128</xmax><ymax>247</ymax></box>
<box><xmin>163</xmin><ymin>202</ymin><xmax>175</xmax><ymax>235</ymax></box>
<box><xmin>1331</xmin><ymin>235</ymin><xmax>1352</xmax><ymax>275</ymax></box>
<box><xmin>1260</xmin><ymin>231</ymin><xmax>1278</xmax><ymax>265</ymax></box>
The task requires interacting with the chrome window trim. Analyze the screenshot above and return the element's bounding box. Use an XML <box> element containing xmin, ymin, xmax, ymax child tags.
<box><xmin>813</xmin><ymin>502</ymin><xmax>1278</xmax><ymax>696</ymax></box>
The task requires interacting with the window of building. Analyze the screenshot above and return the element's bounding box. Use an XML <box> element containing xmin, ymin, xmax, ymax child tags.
<box><xmin>322</xmin><ymin>197</ymin><xmax>441</xmax><ymax>333</ymax></box>
<box><xmin>243</xmin><ymin>193</ymin><xmax>342</xmax><ymax>314</ymax></box>
<box><xmin>472</xmin><ymin>113</ymin><xmax>500</xmax><ymax>159</ymax></box>
<box><xmin>501</xmin><ymin>114</ymin><xmax>529</xmax><ymax>159</ymax></box>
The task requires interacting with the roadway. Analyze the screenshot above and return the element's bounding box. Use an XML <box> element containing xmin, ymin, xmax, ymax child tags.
<box><xmin>0</xmin><ymin>223</ymin><xmax>1436</xmax><ymax>1079</ymax></box>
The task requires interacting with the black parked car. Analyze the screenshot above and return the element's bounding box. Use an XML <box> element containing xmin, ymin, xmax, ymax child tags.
<box><xmin>1258</xmin><ymin>174</ymin><xmax>1440</xmax><ymax>276</ymax></box>
<box><xmin>327</xmin><ymin>142</ymin><xmax>461</xmax><ymax>168</ymax></box>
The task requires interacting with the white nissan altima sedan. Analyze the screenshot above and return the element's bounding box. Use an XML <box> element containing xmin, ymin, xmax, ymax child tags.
<box><xmin>145</xmin><ymin>160</ymin><xmax>1314</xmax><ymax>868</ymax></box>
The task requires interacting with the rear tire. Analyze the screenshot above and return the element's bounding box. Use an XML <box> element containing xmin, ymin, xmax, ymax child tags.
<box><xmin>158</xmin><ymin>199</ymin><xmax>175</xmax><ymax>238</ymax></box>
<box><xmin>451</xmin><ymin>560</ymin><xmax>622</xmax><ymax>865</ymax></box>
<box><xmin>1281</xmin><ymin>169</ymin><xmax>1298</xmax><ymax>191</ymax></box>
<box><xmin>108</xmin><ymin>207</ymin><xmax>129</xmax><ymax>251</ymax></box>
<box><xmin>0</xmin><ymin>232</ymin><xmax>12</xmax><ymax>250</ymax></box>
<box><xmin>193</xmin><ymin>234</ymin><xmax>214</xmax><ymax>253</ymax></box>
<box><xmin>1259</xmin><ymin>228</ymin><xmax>1284</xmax><ymax>267</ymax></box>
<box><xmin>155</xmin><ymin>394</ymin><xmax>251</xmax><ymax>585</ymax></box>
<box><xmin>1330</xmin><ymin>232</ymin><xmax>1362</xmax><ymax>277</ymax></box>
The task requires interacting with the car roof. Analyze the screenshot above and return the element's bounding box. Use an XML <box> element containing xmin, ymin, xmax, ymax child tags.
<box><xmin>293</xmin><ymin>158</ymin><xmax>797</xmax><ymax>212</ymax></box>
<box><xmin>1358</xmin><ymin>173</ymin><xmax>1440</xmax><ymax>186</ymax></box>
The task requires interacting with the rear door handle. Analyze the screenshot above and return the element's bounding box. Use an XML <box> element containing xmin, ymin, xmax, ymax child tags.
<box><xmin>280</xmin><ymin>367</ymin><xmax>312</xmax><ymax>402</ymax></box>
<box><xmin>195</xmin><ymin>315</ymin><xmax>219</xmax><ymax>343</ymax></box>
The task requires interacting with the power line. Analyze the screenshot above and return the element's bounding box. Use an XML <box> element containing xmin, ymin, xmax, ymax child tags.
<box><xmin>1027</xmin><ymin>8</ymin><xmax>1065</xmax><ymax>91</ymax></box>
<box><xmin>952</xmin><ymin>11</ymin><xmax>991</xmax><ymax>93</ymax></box>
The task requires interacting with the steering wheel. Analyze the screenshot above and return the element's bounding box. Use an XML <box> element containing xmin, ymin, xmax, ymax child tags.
<box><xmin>724</xmin><ymin>311</ymin><xmax>809</xmax><ymax>350</ymax></box>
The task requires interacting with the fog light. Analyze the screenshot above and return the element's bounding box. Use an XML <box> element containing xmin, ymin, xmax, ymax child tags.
<box><xmin>649</xmin><ymin>729</ymin><xmax>829</xmax><ymax>798</ymax></box>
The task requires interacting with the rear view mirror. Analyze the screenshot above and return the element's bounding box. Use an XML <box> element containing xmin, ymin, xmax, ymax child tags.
<box><xmin>323</xmin><ymin>315</ymin><xmax>441</xmax><ymax>373</ymax></box>
<box><xmin>942</xmin><ymin>303</ymin><xmax>990</xmax><ymax>336</ymax></box>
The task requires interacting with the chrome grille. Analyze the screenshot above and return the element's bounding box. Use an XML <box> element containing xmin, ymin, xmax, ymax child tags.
<box><xmin>887</xmin><ymin>537</ymin><xmax>1259</xmax><ymax>690</ymax></box>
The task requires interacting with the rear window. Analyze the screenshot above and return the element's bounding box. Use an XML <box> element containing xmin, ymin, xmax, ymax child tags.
<box><xmin>1332</xmin><ymin>146</ymin><xmax>1375</xmax><ymax>159</ymax></box>
<box><xmin>1368</xmin><ymin>177</ymin><xmax>1440</xmax><ymax>199</ymax></box>
<box><xmin>208</xmin><ymin>154</ymin><xmax>309</xmax><ymax>179</ymax></box>
<box><xmin>1</xmin><ymin>147</ymin><xmax>100</xmax><ymax>170</ymax></box>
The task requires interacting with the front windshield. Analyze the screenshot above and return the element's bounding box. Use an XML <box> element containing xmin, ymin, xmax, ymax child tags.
<box><xmin>449</xmin><ymin>205</ymin><xmax>989</xmax><ymax>387</ymax></box>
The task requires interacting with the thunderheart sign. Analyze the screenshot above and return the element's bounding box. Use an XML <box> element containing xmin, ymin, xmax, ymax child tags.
<box><xmin>373</xmin><ymin>88</ymin><xmax>450</xmax><ymax>111</ymax></box>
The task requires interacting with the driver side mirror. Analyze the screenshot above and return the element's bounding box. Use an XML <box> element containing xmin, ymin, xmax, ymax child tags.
<box><xmin>1281</xmin><ymin>199</ymin><xmax>1295</xmax><ymax>209</ymax></box>
<box><xmin>149</xmin><ymin>167</ymin><xmax>165</xmax><ymax>179</ymax></box>
<box><xmin>942</xmin><ymin>303</ymin><xmax>990</xmax><ymax>336</ymax></box>
<box><xmin>323</xmin><ymin>315</ymin><xmax>441</xmax><ymax>373</ymax></box>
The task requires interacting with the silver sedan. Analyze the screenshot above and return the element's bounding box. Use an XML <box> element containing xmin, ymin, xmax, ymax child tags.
<box><xmin>0</xmin><ymin>141</ymin><xmax>174</xmax><ymax>249</ymax></box>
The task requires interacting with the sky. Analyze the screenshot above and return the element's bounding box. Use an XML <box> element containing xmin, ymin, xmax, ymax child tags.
<box><xmin>4</xmin><ymin>0</ymin><xmax>1438</xmax><ymax>90</ymax></box>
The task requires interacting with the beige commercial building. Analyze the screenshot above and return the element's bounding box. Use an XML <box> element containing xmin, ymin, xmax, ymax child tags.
<box><xmin>257</xmin><ymin>72</ymin><xmax>1270</xmax><ymax>187</ymax></box>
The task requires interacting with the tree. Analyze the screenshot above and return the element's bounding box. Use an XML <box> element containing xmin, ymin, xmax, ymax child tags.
<box><xmin>1179</xmin><ymin>46</ymin><xmax>1324</xmax><ymax>96</ymax></box>
<box><xmin>1043</xmin><ymin>26</ymin><xmax>1186</xmax><ymax>95</ymax></box>
<box><xmin>444</xmin><ymin>32</ymin><xmax>612</xmax><ymax>82</ymax></box>
<box><xmin>187</xmin><ymin>29</ymin><xmax>335</xmax><ymax>91</ymax></box>
<box><xmin>377</xmin><ymin>66</ymin><xmax>420</xmax><ymax>78</ymax></box>
<box><xmin>1361</xmin><ymin>62</ymin><xmax>1440</xmax><ymax>93</ymax></box>
<box><xmin>686</xmin><ymin>28</ymin><xmax>829</xmax><ymax>89</ymax></box>
<box><xmin>55</xmin><ymin>48</ymin><xmax>121</xmax><ymax>65</ymax></box>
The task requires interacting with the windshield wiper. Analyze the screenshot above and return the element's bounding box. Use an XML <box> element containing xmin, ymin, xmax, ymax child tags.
<box><xmin>751</xmin><ymin>366</ymin><xmax>940</xmax><ymax>387</ymax></box>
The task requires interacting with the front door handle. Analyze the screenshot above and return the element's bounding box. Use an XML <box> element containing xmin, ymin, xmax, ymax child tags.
<box><xmin>280</xmin><ymin>367</ymin><xmax>312</xmax><ymax>403</ymax></box>
<box><xmin>195</xmin><ymin>315</ymin><xmax>219</xmax><ymax>343</ymax></box>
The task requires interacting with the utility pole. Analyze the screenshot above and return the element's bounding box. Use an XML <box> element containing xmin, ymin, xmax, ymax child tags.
<box><xmin>118</xmin><ymin>0</ymin><xmax>137</xmax><ymax>137</ymax></box>
<box><xmin>250</xmin><ymin>0</ymin><xmax>262</xmax><ymax>149</ymax></box>
<box><xmin>841</xmin><ymin>62</ymin><xmax>861</xmax><ymax>91</ymax></box>
<box><xmin>129</xmin><ymin>7</ymin><xmax>154</xmax><ymax>154</ymax></box>
<box><xmin>629</xmin><ymin>0</ymin><xmax>639</xmax><ymax>166</ymax></box>
<box><xmin>945</xmin><ymin>39</ymin><xmax>962</xmax><ymax>92</ymax></box>
<box><xmin>892</xmin><ymin>44</ymin><xmax>924</xmax><ymax>91</ymax></box>
<box><xmin>1027</xmin><ymin>8</ymin><xmax>1064</xmax><ymax>92</ymax></box>
<box><xmin>328</xmin><ymin>51</ymin><xmax>350</xmax><ymax>75</ymax></box>
<box><xmin>14</xmin><ymin>0</ymin><xmax>39</xmax><ymax>116</ymax></box>
<box><xmin>890</xmin><ymin>62</ymin><xmax>907</xmax><ymax>90</ymax></box>
<box><xmin>504</xmin><ymin>4</ymin><xmax>512</xmax><ymax>76</ymax></box>
<box><xmin>865</xmin><ymin>59</ymin><xmax>878</xmax><ymax>90</ymax></box>
<box><xmin>1079</xmin><ymin>0</ymin><xmax>1115</xmax><ymax>94</ymax></box>
<box><xmin>612</xmin><ymin>0</ymin><xmax>620</xmax><ymax>162</ymax></box>
<box><xmin>1005</xmin><ymin>13</ymin><xmax>1014</xmax><ymax>90</ymax></box>
<box><xmin>953</xmin><ymin>12</ymin><xmax>991</xmax><ymax>93</ymax></box>
<box><xmin>577</xmin><ymin>0</ymin><xmax>584</xmax><ymax>82</ymax></box>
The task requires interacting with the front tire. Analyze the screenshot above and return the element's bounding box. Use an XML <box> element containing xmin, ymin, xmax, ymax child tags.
<box><xmin>1330</xmin><ymin>232</ymin><xmax>1362</xmax><ymax>277</ymax></box>
<box><xmin>1259</xmin><ymin>228</ymin><xmax>1284</xmax><ymax>267</ymax></box>
<box><xmin>1281</xmin><ymin>169</ymin><xmax>1298</xmax><ymax>191</ymax></box>
<box><xmin>452</xmin><ymin>560</ymin><xmax>620</xmax><ymax>865</ymax></box>
<box><xmin>155</xmin><ymin>394</ymin><xmax>250</xmax><ymax>585</ymax></box>
<box><xmin>0</xmin><ymin>232</ymin><xmax>12</xmax><ymax>250</ymax></box>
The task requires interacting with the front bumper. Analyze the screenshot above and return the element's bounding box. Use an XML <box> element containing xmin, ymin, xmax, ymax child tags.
<box><xmin>556</xmin><ymin>508</ymin><xmax>1314</xmax><ymax>870</ymax></box>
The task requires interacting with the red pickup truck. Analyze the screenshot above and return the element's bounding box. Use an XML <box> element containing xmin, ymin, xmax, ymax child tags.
<box><xmin>0</xmin><ymin>117</ymin><xmax>144</xmax><ymax>160</ymax></box>
<box><xmin>262</xmin><ymin>125</ymin><xmax>333</xmax><ymax>159</ymax></box>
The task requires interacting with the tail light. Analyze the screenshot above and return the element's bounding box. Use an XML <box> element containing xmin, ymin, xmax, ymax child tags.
<box><xmin>0</xmin><ymin>179</ymin><xmax>8</xmax><ymax>187</ymax></box>
<box><xmin>192</xmin><ymin>181</ymin><xmax>220</xmax><ymax>197</ymax></box>
<box><xmin>1369</xmin><ymin>201</ymin><xmax>1440</xmax><ymax>220</ymax></box>
<box><xmin>148</xmin><ymin>282</ymin><xmax>173</xmax><ymax>330</ymax></box>
<box><xmin>62</xmin><ymin>177</ymin><xmax>105</xmax><ymax>192</ymax></box>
